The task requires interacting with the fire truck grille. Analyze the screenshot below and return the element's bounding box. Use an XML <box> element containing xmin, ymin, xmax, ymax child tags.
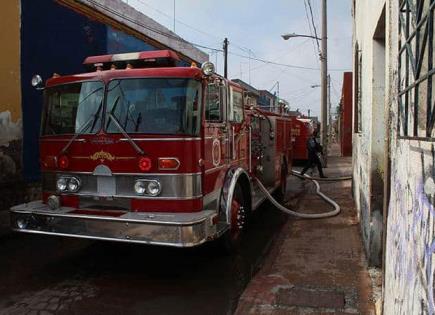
<box><xmin>42</xmin><ymin>172</ymin><xmax>202</xmax><ymax>199</ymax></box>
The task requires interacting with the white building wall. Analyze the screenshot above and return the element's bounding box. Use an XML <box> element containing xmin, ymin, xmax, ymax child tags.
<box><xmin>353</xmin><ymin>0</ymin><xmax>386</xmax><ymax>266</ymax></box>
<box><xmin>354</xmin><ymin>0</ymin><xmax>435</xmax><ymax>313</ymax></box>
<box><xmin>383</xmin><ymin>1</ymin><xmax>435</xmax><ymax>312</ymax></box>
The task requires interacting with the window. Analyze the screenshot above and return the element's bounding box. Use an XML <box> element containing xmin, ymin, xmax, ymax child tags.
<box><xmin>230</xmin><ymin>88</ymin><xmax>244</xmax><ymax>123</ymax></box>
<box><xmin>205</xmin><ymin>83</ymin><xmax>222</xmax><ymax>121</ymax></box>
<box><xmin>398</xmin><ymin>0</ymin><xmax>435</xmax><ymax>140</ymax></box>
<box><xmin>42</xmin><ymin>81</ymin><xmax>104</xmax><ymax>135</ymax></box>
<box><xmin>105</xmin><ymin>78</ymin><xmax>201</xmax><ymax>136</ymax></box>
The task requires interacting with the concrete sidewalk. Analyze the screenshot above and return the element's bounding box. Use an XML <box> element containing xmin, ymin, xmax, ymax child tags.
<box><xmin>235</xmin><ymin>146</ymin><xmax>379</xmax><ymax>314</ymax></box>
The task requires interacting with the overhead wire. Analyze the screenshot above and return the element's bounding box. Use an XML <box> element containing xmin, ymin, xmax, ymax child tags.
<box><xmin>303</xmin><ymin>0</ymin><xmax>321</xmax><ymax>66</ymax></box>
<box><xmin>306</xmin><ymin>0</ymin><xmax>322</xmax><ymax>53</ymax></box>
<box><xmin>128</xmin><ymin>0</ymin><xmax>254</xmax><ymax>56</ymax></box>
<box><xmin>92</xmin><ymin>0</ymin><xmax>352</xmax><ymax>74</ymax></box>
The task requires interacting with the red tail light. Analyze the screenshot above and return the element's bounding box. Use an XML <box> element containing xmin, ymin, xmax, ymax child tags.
<box><xmin>138</xmin><ymin>157</ymin><xmax>152</xmax><ymax>172</ymax></box>
<box><xmin>58</xmin><ymin>155</ymin><xmax>69</xmax><ymax>169</ymax></box>
<box><xmin>158</xmin><ymin>158</ymin><xmax>180</xmax><ymax>170</ymax></box>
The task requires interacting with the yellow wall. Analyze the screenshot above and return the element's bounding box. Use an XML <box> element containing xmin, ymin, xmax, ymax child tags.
<box><xmin>0</xmin><ymin>0</ymin><xmax>21</xmax><ymax>122</ymax></box>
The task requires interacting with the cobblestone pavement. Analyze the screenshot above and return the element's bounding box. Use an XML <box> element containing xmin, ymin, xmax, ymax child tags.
<box><xmin>0</xmin><ymin>178</ymin><xmax>305</xmax><ymax>315</ymax></box>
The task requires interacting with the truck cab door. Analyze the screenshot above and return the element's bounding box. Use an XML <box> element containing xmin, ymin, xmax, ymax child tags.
<box><xmin>226</xmin><ymin>85</ymin><xmax>247</xmax><ymax>167</ymax></box>
<box><xmin>203</xmin><ymin>81</ymin><xmax>228</xmax><ymax>176</ymax></box>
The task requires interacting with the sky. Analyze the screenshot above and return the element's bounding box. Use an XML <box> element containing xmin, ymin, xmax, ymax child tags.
<box><xmin>121</xmin><ymin>0</ymin><xmax>352</xmax><ymax>118</ymax></box>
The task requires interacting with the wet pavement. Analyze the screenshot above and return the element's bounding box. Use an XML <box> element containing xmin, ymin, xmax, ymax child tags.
<box><xmin>235</xmin><ymin>145</ymin><xmax>379</xmax><ymax>314</ymax></box>
<box><xmin>0</xmin><ymin>199</ymin><xmax>290</xmax><ymax>315</ymax></box>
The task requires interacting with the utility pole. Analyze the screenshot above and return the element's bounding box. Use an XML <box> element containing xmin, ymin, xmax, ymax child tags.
<box><xmin>223</xmin><ymin>38</ymin><xmax>228</xmax><ymax>79</ymax></box>
<box><xmin>320</xmin><ymin>0</ymin><xmax>328</xmax><ymax>165</ymax></box>
<box><xmin>248</xmin><ymin>49</ymin><xmax>252</xmax><ymax>85</ymax></box>
<box><xmin>173</xmin><ymin>0</ymin><xmax>175</xmax><ymax>32</ymax></box>
<box><xmin>327</xmin><ymin>74</ymin><xmax>331</xmax><ymax>143</ymax></box>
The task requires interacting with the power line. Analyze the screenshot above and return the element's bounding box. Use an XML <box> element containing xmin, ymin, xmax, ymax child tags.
<box><xmin>303</xmin><ymin>0</ymin><xmax>321</xmax><ymax>64</ymax></box>
<box><xmin>87</xmin><ymin>0</ymin><xmax>350</xmax><ymax>74</ymax></box>
<box><xmin>249</xmin><ymin>39</ymin><xmax>310</xmax><ymax>72</ymax></box>
<box><xmin>126</xmin><ymin>0</ymin><xmax>255</xmax><ymax>57</ymax></box>
<box><xmin>88</xmin><ymin>0</ymin><xmax>222</xmax><ymax>53</ymax></box>
<box><xmin>306</xmin><ymin>0</ymin><xmax>321</xmax><ymax>53</ymax></box>
<box><xmin>130</xmin><ymin>0</ymin><xmax>221</xmax><ymax>42</ymax></box>
<box><xmin>229</xmin><ymin>50</ymin><xmax>349</xmax><ymax>72</ymax></box>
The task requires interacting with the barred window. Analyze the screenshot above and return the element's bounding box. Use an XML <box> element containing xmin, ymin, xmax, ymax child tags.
<box><xmin>398</xmin><ymin>0</ymin><xmax>435</xmax><ymax>140</ymax></box>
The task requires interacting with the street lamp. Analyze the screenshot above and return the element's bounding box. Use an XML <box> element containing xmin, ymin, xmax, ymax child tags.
<box><xmin>281</xmin><ymin>1</ymin><xmax>328</xmax><ymax>166</ymax></box>
<box><xmin>281</xmin><ymin>33</ymin><xmax>321</xmax><ymax>41</ymax></box>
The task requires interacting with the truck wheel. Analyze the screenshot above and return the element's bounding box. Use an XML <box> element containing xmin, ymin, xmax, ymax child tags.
<box><xmin>220</xmin><ymin>184</ymin><xmax>247</xmax><ymax>253</ymax></box>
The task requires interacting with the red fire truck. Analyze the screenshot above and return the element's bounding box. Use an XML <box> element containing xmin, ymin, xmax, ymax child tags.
<box><xmin>291</xmin><ymin>117</ymin><xmax>314</xmax><ymax>161</ymax></box>
<box><xmin>10</xmin><ymin>50</ymin><xmax>292</xmax><ymax>249</ymax></box>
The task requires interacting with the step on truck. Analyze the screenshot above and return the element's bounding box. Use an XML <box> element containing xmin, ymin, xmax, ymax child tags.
<box><xmin>10</xmin><ymin>50</ymin><xmax>293</xmax><ymax>249</ymax></box>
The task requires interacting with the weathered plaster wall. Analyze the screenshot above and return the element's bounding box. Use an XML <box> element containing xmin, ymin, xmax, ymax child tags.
<box><xmin>353</xmin><ymin>0</ymin><xmax>386</xmax><ymax>266</ymax></box>
<box><xmin>0</xmin><ymin>0</ymin><xmax>21</xmax><ymax>123</ymax></box>
<box><xmin>355</xmin><ymin>0</ymin><xmax>435</xmax><ymax>312</ymax></box>
<box><xmin>0</xmin><ymin>0</ymin><xmax>22</xmax><ymax>186</ymax></box>
<box><xmin>382</xmin><ymin>0</ymin><xmax>435</xmax><ymax>313</ymax></box>
<box><xmin>384</xmin><ymin>141</ymin><xmax>435</xmax><ymax>314</ymax></box>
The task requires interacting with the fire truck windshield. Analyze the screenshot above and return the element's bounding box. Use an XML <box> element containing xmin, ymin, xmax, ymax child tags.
<box><xmin>105</xmin><ymin>78</ymin><xmax>201</xmax><ymax>135</ymax></box>
<box><xmin>42</xmin><ymin>81</ymin><xmax>104</xmax><ymax>135</ymax></box>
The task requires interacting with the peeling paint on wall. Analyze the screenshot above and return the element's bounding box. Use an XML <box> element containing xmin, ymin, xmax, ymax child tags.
<box><xmin>0</xmin><ymin>110</ymin><xmax>22</xmax><ymax>147</ymax></box>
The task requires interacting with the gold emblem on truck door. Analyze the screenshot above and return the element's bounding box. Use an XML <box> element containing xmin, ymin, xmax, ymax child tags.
<box><xmin>72</xmin><ymin>151</ymin><xmax>135</xmax><ymax>162</ymax></box>
<box><xmin>90</xmin><ymin>151</ymin><xmax>115</xmax><ymax>162</ymax></box>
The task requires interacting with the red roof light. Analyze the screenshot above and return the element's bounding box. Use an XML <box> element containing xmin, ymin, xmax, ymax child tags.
<box><xmin>138</xmin><ymin>157</ymin><xmax>152</xmax><ymax>172</ymax></box>
<box><xmin>83</xmin><ymin>50</ymin><xmax>181</xmax><ymax>71</ymax></box>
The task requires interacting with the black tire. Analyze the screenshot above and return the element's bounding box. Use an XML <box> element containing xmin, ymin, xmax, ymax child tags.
<box><xmin>219</xmin><ymin>184</ymin><xmax>247</xmax><ymax>254</ymax></box>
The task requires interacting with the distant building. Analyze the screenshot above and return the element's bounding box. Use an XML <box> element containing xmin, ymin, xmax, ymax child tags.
<box><xmin>339</xmin><ymin>72</ymin><xmax>352</xmax><ymax>156</ymax></box>
<box><xmin>231</xmin><ymin>79</ymin><xmax>260</xmax><ymax>107</ymax></box>
<box><xmin>258</xmin><ymin>90</ymin><xmax>276</xmax><ymax>112</ymax></box>
<box><xmin>353</xmin><ymin>1</ymin><xmax>434</xmax><ymax>313</ymax></box>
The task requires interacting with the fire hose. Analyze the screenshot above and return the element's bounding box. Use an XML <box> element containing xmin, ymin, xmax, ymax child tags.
<box><xmin>255</xmin><ymin>171</ymin><xmax>352</xmax><ymax>219</ymax></box>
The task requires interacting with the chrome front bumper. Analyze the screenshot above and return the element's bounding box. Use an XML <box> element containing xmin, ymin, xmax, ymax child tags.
<box><xmin>10</xmin><ymin>201</ymin><xmax>219</xmax><ymax>247</ymax></box>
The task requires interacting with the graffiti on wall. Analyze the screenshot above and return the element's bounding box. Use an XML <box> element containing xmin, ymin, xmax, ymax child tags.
<box><xmin>385</xmin><ymin>143</ymin><xmax>435</xmax><ymax>314</ymax></box>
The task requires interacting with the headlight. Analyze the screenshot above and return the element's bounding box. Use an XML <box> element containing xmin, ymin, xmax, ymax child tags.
<box><xmin>201</xmin><ymin>61</ymin><xmax>215</xmax><ymax>76</ymax></box>
<box><xmin>57</xmin><ymin>176</ymin><xmax>81</xmax><ymax>192</ymax></box>
<box><xmin>134</xmin><ymin>180</ymin><xmax>147</xmax><ymax>195</ymax></box>
<box><xmin>67</xmin><ymin>177</ymin><xmax>81</xmax><ymax>192</ymax></box>
<box><xmin>134</xmin><ymin>179</ymin><xmax>161</xmax><ymax>196</ymax></box>
<box><xmin>147</xmin><ymin>180</ymin><xmax>161</xmax><ymax>196</ymax></box>
<box><xmin>56</xmin><ymin>177</ymin><xmax>68</xmax><ymax>192</ymax></box>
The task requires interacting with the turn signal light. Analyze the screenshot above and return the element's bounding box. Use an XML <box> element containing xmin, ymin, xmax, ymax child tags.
<box><xmin>158</xmin><ymin>158</ymin><xmax>180</xmax><ymax>170</ymax></box>
<box><xmin>138</xmin><ymin>157</ymin><xmax>152</xmax><ymax>172</ymax></box>
<box><xmin>58</xmin><ymin>155</ymin><xmax>69</xmax><ymax>169</ymax></box>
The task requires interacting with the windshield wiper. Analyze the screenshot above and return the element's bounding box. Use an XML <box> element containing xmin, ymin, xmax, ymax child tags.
<box><xmin>107</xmin><ymin>96</ymin><xmax>144</xmax><ymax>155</ymax></box>
<box><xmin>60</xmin><ymin>101</ymin><xmax>103</xmax><ymax>155</ymax></box>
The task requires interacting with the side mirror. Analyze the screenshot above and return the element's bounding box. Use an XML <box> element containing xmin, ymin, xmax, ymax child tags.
<box><xmin>31</xmin><ymin>74</ymin><xmax>44</xmax><ymax>90</ymax></box>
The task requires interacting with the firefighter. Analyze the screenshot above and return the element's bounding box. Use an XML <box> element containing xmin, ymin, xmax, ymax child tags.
<box><xmin>300</xmin><ymin>130</ymin><xmax>327</xmax><ymax>178</ymax></box>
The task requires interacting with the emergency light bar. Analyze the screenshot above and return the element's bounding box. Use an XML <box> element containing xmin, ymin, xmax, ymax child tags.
<box><xmin>83</xmin><ymin>50</ymin><xmax>181</xmax><ymax>71</ymax></box>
